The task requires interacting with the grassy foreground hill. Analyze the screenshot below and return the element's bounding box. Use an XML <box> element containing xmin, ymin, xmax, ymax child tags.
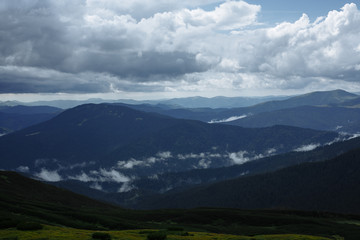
<box><xmin>1</xmin><ymin>171</ymin><xmax>360</xmax><ymax>239</ymax></box>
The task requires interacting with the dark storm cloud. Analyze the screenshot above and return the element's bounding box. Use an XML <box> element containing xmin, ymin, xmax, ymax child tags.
<box><xmin>0</xmin><ymin>67</ymin><xmax>109</xmax><ymax>93</ymax></box>
<box><xmin>0</xmin><ymin>0</ymin><xmax>217</xmax><ymax>93</ymax></box>
<box><xmin>72</xmin><ymin>51</ymin><xmax>208</xmax><ymax>78</ymax></box>
<box><xmin>0</xmin><ymin>1</ymin><xmax>72</xmax><ymax>68</ymax></box>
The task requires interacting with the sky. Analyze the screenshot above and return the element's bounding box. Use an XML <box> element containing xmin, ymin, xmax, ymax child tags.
<box><xmin>0</xmin><ymin>0</ymin><xmax>360</xmax><ymax>101</ymax></box>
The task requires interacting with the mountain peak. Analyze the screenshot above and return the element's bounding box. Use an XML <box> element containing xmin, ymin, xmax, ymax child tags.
<box><xmin>292</xmin><ymin>89</ymin><xmax>358</xmax><ymax>105</ymax></box>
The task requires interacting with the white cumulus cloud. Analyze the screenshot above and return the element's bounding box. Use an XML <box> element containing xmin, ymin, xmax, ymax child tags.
<box><xmin>209</xmin><ymin>115</ymin><xmax>247</xmax><ymax>123</ymax></box>
<box><xmin>228</xmin><ymin>151</ymin><xmax>251</xmax><ymax>164</ymax></box>
<box><xmin>98</xmin><ymin>168</ymin><xmax>131</xmax><ymax>183</ymax></box>
<box><xmin>16</xmin><ymin>166</ymin><xmax>29</xmax><ymax>173</ymax></box>
<box><xmin>117</xmin><ymin>151</ymin><xmax>174</xmax><ymax>169</ymax></box>
<box><xmin>35</xmin><ymin>168</ymin><xmax>62</xmax><ymax>182</ymax></box>
<box><xmin>294</xmin><ymin>144</ymin><xmax>320</xmax><ymax>152</ymax></box>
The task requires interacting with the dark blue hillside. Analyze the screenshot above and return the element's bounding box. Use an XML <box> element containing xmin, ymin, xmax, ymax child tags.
<box><xmin>138</xmin><ymin>141</ymin><xmax>360</xmax><ymax>214</ymax></box>
<box><xmin>0</xmin><ymin>103</ymin><xmax>340</xmax><ymax>182</ymax></box>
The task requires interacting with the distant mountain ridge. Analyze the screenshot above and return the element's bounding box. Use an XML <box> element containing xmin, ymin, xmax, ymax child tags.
<box><xmin>0</xmin><ymin>105</ymin><xmax>62</xmax><ymax>134</ymax></box>
<box><xmin>1</xmin><ymin>90</ymin><xmax>359</xmax><ymax>135</ymax></box>
<box><xmin>206</xmin><ymin>89</ymin><xmax>360</xmax><ymax>122</ymax></box>
<box><xmin>157</xmin><ymin>95</ymin><xmax>290</xmax><ymax>108</ymax></box>
<box><xmin>0</xmin><ymin>105</ymin><xmax>61</xmax><ymax>114</ymax></box>
<box><xmin>256</xmin><ymin>89</ymin><xmax>358</xmax><ymax>109</ymax></box>
<box><xmin>112</xmin><ymin>90</ymin><xmax>360</xmax><ymax>133</ymax></box>
<box><xmin>226</xmin><ymin>106</ymin><xmax>360</xmax><ymax>132</ymax></box>
<box><xmin>0</xmin><ymin>95</ymin><xmax>290</xmax><ymax>109</ymax></box>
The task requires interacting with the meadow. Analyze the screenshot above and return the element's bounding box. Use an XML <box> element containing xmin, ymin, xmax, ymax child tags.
<box><xmin>0</xmin><ymin>224</ymin><xmax>338</xmax><ymax>240</ymax></box>
<box><xmin>1</xmin><ymin>171</ymin><xmax>358</xmax><ymax>240</ymax></box>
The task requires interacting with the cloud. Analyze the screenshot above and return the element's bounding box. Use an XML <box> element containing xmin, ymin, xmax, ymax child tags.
<box><xmin>98</xmin><ymin>168</ymin><xmax>131</xmax><ymax>183</ymax></box>
<box><xmin>67</xmin><ymin>168</ymin><xmax>132</xmax><ymax>184</ymax></box>
<box><xmin>0</xmin><ymin>2</ymin><xmax>360</xmax><ymax>95</ymax></box>
<box><xmin>90</xmin><ymin>182</ymin><xmax>103</xmax><ymax>191</ymax></box>
<box><xmin>198</xmin><ymin>159</ymin><xmax>211</xmax><ymax>169</ymax></box>
<box><xmin>16</xmin><ymin>166</ymin><xmax>29</xmax><ymax>173</ymax></box>
<box><xmin>0</xmin><ymin>66</ymin><xmax>112</xmax><ymax>93</ymax></box>
<box><xmin>117</xmin><ymin>151</ymin><xmax>173</xmax><ymax>169</ymax></box>
<box><xmin>209</xmin><ymin>115</ymin><xmax>247</xmax><ymax>123</ymax></box>
<box><xmin>228</xmin><ymin>151</ymin><xmax>251</xmax><ymax>164</ymax></box>
<box><xmin>325</xmin><ymin>132</ymin><xmax>360</xmax><ymax>145</ymax></box>
<box><xmin>177</xmin><ymin>152</ymin><xmax>223</xmax><ymax>160</ymax></box>
<box><xmin>118</xmin><ymin>181</ymin><xmax>135</xmax><ymax>193</ymax></box>
<box><xmin>35</xmin><ymin>168</ymin><xmax>62</xmax><ymax>182</ymax></box>
<box><xmin>258</xmin><ymin>5</ymin><xmax>360</xmax><ymax>82</ymax></box>
<box><xmin>266</xmin><ymin>148</ymin><xmax>277</xmax><ymax>155</ymax></box>
<box><xmin>141</xmin><ymin>1</ymin><xmax>260</xmax><ymax>31</ymax></box>
<box><xmin>68</xmin><ymin>168</ymin><xmax>131</xmax><ymax>183</ymax></box>
<box><xmin>227</xmin><ymin>149</ymin><xmax>276</xmax><ymax>165</ymax></box>
<box><xmin>348</xmin><ymin>133</ymin><xmax>360</xmax><ymax>140</ymax></box>
<box><xmin>156</xmin><ymin>151</ymin><xmax>172</xmax><ymax>159</ymax></box>
<box><xmin>66</xmin><ymin>168</ymin><xmax>135</xmax><ymax>192</ymax></box>
<box><xmin>68</xmin><ymin>172</ymin><xmax>95</xmax><ymax>182</ymax></box>
<box><xmin>85</xmin><ymin>0</ymin><xmax>222</xmax><ymax>20</ymax></box>
<box><xmin>117</xmin><ymin>158</ymin><xmax>145</xmax><ymax>169</ymax></box>
<box><xmin>68</xmin><ymin>161</ymin><xmax>96</xmax><ymax>169</ymax></box>
<box><xmin>294</xmin><ymin>144</ymin><xmax>320</xmax><ymax>152</ymax></box>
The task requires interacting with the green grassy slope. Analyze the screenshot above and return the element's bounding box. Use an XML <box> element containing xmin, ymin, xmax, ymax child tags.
<box><xmin>1</xmin><ymin>171</ymin><xmax>360</xmax><ymax>239</ymax></box>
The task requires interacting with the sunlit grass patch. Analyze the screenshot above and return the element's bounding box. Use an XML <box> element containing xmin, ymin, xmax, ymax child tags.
<box><xmin>0</xmin><ymin>225</ymin><xmax>335</xmax><ymax>240</ymax></box>
<box><xmin>246</xmin><ymin>234</ymin><xmax>335</xmax><ymax>240</ymax></box>
<box><xmin>164</xmin><ymin>232</ymin><xmax>333</xmax><ymax>240</ymax></box>
<box><xmin>337</xmin><ymin>220</ymin><xmax>360</xmax><ymax>226</ymax></box>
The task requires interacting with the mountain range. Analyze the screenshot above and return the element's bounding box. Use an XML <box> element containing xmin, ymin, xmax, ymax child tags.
<box><xmin>1</xmin><ymin>89</ymin><xmax>360</xmax><ymax>135</ymax></box>
<box><xmin>0</xmin><ymin>95</ymin><xmax>289</xmax><ymax>109</ymax></box>
<box><xmin>114</xmin><ymin>89</ymin><xmax>360</xmax><ymax>134</ymax></box>
<box><xmin>0</xmin><ymin>103</ymin><xmax>340</xmax><ymax>192</ymax></box>
<box><xmin>226</xmin><ymin>105</ymin><xmax>360</xmax><ymax>132</ymax></box>
<box><xmin>1</xmin><ymin>89</ymin><xmax>360</xmax><ymax>217</ymax></box>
